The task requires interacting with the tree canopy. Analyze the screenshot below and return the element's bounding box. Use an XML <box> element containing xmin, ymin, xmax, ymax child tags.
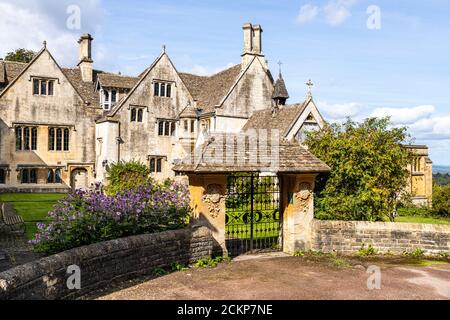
<box><xmin>4</xmin><ymin>48</ymin><xmax>36</xmax><ymax>63</ymax></box>
<box><xmin>305</xmin><ymin>117</ymin><xmax>411</xmax><ymax>222</ymax></box>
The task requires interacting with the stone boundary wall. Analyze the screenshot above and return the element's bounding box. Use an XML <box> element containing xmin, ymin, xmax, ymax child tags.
<box><xmin>0</xmin><ymin>226</ymin><xmax>213</xmax><ymax>300</ymax></box>
<box><xmin>312</xmin><ymin>220</ymin><xmax>450</xmax><ymax>255</ymax></box>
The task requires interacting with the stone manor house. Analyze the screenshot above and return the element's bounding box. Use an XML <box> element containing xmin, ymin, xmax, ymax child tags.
<box><xmin>0</xmin><ymin>23</ymin><xmax>432</xmax><ymax>205</ymax></box>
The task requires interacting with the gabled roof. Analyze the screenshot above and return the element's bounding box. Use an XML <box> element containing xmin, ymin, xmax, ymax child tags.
<box><xmin>242</xmin><ymin>101</ymin><xmax>308</xmax><ymax>136</ymax></box>
<box><xmin>179</xmin><ymin>64</ymin><xmax>242</xmax><ymax>112</ymax></box>
<box><xmin>107</xmin><ymin>51</ymin><xmax>169</xmax><ymax>117</ymax></box>
<box><xmin>173</xmin><ymin>133</ymin><xmax>330</xmax><ymax>174</ymax></box>
<box><xmin>0</xmin><ymin>47</ymin><xmax>100</xmax><ymax>108</ymax></box>
<box><xmin>97</xmin><ymin>73</ymin><xmax>139</xmax><ymax>90</ymax></box>
<box><xmin>178</xmin><ymin>104</ymin><xmax>199</xmax><ymax>118</ymax></box>
<box><xmin>0</xmin><ymin>60</ymin><xmax>28</xmax><ymax>91</ymax></box>
<box><xmin>62</xmin><ymin>68</ymin><xmax>102</xmax><ymax>107</ymax></box>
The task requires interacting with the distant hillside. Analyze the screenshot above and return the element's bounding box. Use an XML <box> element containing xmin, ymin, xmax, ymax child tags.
<box><xmin>434</xmin><ymin>172</ymin><xmax>450</xmax><ymax>185</ymax></box>
<box><xmin>433</xmin><ymin>165</ymin><xmax>450</xmax><ymax>174</ymax></box>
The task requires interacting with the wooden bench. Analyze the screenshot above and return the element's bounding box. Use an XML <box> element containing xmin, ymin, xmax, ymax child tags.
<box><xmin>1</xmin><ymin>202</ymin><xmax>24</xmax><ymax>226</ymax></box>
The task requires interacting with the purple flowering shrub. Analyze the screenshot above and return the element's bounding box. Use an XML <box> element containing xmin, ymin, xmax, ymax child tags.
<box><xmin>30</xmin><ymin>180</ymin><xmax>191</xmax><ymax>254</ymax></box>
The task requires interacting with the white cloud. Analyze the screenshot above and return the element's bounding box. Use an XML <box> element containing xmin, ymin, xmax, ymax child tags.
<box><xmin>297</xmin><ymin>0</ymin><xmax>358</xmax><ymax>26</ymax></box>
<box><xmin>323</xmin><ymin>0</ymin><xmax>358</xmax><ymax>26</ymax></box>
<box><xmin>408</xmin><ymin>116</ymin><xmax>450</xmax><ymax>140</ymax></box>
<box><xmin>370</xmin><ymin>105</ymin><xmax>435</xmax><ymax>125</ymax></box>
<box><xmin>317</xmin><ymin>101</ymin><xmax>365</xmax><ymax>120</ymax></box>
<box><xmin>297</xmin><ymin>4</ymin><xmax>319</xmax><ymax>24</ymax></box>
<box><xmin>0</xmin><ymin>1</ymin><xmax>102</xmax><ymax>67</ymax></box>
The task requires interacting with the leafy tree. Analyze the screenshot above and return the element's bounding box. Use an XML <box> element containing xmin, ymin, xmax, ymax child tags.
<box><xmin>4</xmin><ymin>48</ymin><xmax>36</xmax><ymax>63</ymax></box>
<box><xmin>432</xmin><ymin>184</ymin><xmax>450</xmax><ymax>216</ymax></box>
<box><xmin>105</xmin><ymin>160</ymin><xmax>150</xmax><ymax>195</ymax></box>
<box><xmin>305</xmin><ymin>117</ymin><xmax>411</xmax><ymax>222</ymax></box>
<box><xmin>433</xmin><ymin>173</ymin><xmax>450</xmax><ymax>186</ymax></box>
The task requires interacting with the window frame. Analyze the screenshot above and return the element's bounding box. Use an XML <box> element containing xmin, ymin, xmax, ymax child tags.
<box><xmin>21</xmin><ymin>168</ymin><xmax>37</xmax><ymax>184</ymax></box>
<box><xmin>137</xmin><ymin>109</ymin><xmax>143</xmax><ymax>122</ymax></box>
<box><xmin>149</xmin><ymin>157</ymin><xmax>163</xmax><ymax>173</ymax></box>
<box><xmin>15</xmin><ymin>126</ymin><xmax>38</xmax><ymax>151</ymax></box>
<box><xmin>32</xmin><ymin>78</ymin><xmax>55</xmax><ymax>96</ymax></box>
<box><xmin>157</xmin><ymin>120</ymin><xmax>176</xmax><ymax>137</ymax></box>
<box><xmin>48</xmin><ymin>127</ymin><xmax>70</xmax><ymax>152</ymax></box>
<box><xmin>0</xmin><ymin>168</ymin><xmax>6</xmax><ymax>184</ymax></box>
<box><xmin>154</xmin><ymin>81</ymin><xmax>173</xmax><ymax>97</ymax></box>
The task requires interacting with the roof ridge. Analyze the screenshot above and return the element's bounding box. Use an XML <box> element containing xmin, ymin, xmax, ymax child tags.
<box><xmin>2</xmin><ymin>60</ymin><xmax>29</xmax><ymax>65</ymax></box>
<box><xmin>180</xmin><ymin>63</ymin><xmax>240</xmax><ymax>79</ymax></box>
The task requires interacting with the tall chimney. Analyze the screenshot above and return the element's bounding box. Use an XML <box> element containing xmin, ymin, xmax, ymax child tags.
<box><xmin>242</xmin><ymin>23</ymin><xmax>253</xmax><ymax>54</ymax></box>
<box><xmin>78</xmin><ymin>34</ymin><xmax>93</xmax><ymax>83</ymax></box>
<box><xmin>241</xmin><ymin>23</ymin><xmax>264</xmax><ymax>68</ymax></box>
<box><xmin>252</xmin><ymin>24</ymin><xmax>262</xmax><ymax>54</ymax></box>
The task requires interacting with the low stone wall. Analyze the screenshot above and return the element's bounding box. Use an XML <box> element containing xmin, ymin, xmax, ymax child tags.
<box><xmin>312</xmin><ymin>220</ymin><xmax>450</xmax><ymax>255</ymax></box>
<box><xmin>0</xmin><ymin>225</ymin><xmax>213</xmax><ymax>300</ymax></box>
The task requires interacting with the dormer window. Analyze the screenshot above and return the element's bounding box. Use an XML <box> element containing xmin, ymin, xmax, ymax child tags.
<box><xmin>154</xmin><ymin>81</ymin><xmax>172</xmax><ymax>98</ymax></box>
<box><xmin>101</xmin><ymin>89</ymin><xmax>118</xmax><ymax>110</ymax></box>
<box><xmin>33</xmin><ymin>78</ymin><xmax>55</xmax><ymax>96</ymax></box>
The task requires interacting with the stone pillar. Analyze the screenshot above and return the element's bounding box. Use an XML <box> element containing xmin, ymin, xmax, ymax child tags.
<box><xmin>187</xmin><ymin>174</ymin><xmax>227</xmax><ymax>255</ymax></box>
<box><xmin>280</xmin><ymin>174</ymin><xmax>316</xmax><ymax>254</ymax></box>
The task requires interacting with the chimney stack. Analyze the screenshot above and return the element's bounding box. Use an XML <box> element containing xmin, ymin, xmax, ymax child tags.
<box><xmin>252</xmin><ymin>24</ymin><xmax>262</xmax><ymax>54</ymax></box>
<box><xmin>78</xmin><ymin>34</ymin><xmax>93</xmax><ymax>83</ymax></box>
<box><xmin>241</xmin><ymin>23</ymin><xmax>264</xmax><ymax>68</ymax></box>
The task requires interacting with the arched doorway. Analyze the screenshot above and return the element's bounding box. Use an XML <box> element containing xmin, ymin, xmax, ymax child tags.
<box><xmin>71</xmin><ymin>168</ymin><xmax>88</xmax><ymax>191</ymax></box>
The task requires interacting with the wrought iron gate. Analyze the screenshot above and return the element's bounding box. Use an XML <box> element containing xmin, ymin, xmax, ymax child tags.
<box><xmin>225</xmin><ymin>173</ymin><xmax>282</xmax><ymax>256</ymax></box>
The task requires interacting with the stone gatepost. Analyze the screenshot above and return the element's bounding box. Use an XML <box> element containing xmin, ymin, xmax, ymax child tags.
<box><xmin>280</xmin><ymin>174</ymin><xmax>317</xmax><ymax>254</ymax></box>
<box><xmin>186</xmin><ymin>174</ymin><xmax>227</xmax><ymax>255</ymax></box>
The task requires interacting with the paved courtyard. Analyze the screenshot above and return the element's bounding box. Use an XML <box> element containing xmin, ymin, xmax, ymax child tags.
<box><xmin>99</xmin><ymin>254</ymin><xmax>450</xmax><ymax>300</ymax></box>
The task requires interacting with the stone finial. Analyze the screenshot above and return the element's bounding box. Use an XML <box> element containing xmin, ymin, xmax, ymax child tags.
<box><xmin>43</xmin><ymin>40</ymin><xmax>47</xmax><ymax>49</ymax></box>
<box><xmin>306</xmin><ymin>79</ymin><xmax>314</xmax><ymax>98</ymax></box>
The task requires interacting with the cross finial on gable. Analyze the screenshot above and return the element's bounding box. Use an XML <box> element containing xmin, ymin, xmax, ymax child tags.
<box><xmin>162</xmin><ymin>44</ymin><xmax>166</xmax><ymax>53</ymax></box>
<box><xmin>306</xmin><ymin>79</ymin><xmax>314</xmax><ymax>98</ymax></box>
<box><xmin>277</xmin><ymin>60</ymin><xmax>283</xmax><ymax>77</ymax></box>
<box><xmin>43</xmin><ymin>40</ymin><xmax>47</xmax><ymax>49</ymax></box>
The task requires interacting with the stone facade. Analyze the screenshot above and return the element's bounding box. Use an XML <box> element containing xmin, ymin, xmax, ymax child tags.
<box><xmin>312</xmin><ymin>220</ymin><xmax>450</xmax><ymax>255</ymax></box>
<box><xmin>0</xmin><ymin>226</ymin><xmax>213</xmax><ymax>300</ymax></box>
<box><xmin>0</xmin><ymin>23</ymin><xmax>432</xmax><ymax>199</ymax></box>
<box><xmin>0</xmin><ymin>49</ymin><xmax>100</xmax><ymax>192</ymax></box>
<box><xmin>404</xmin><ymin>145</ymin><xmax>433</xmax><ymax>206</ymax></box>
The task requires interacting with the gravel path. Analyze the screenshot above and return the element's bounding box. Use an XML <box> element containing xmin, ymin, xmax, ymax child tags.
<box><xmin>99</xmin><ymin>255</ymin><xmax>450</xmax><ymax>300</ymax></box>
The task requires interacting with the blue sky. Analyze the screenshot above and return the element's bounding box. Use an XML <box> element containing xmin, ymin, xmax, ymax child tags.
<box><xmin>1</xmin><ymin>0</ymin><xmax>449</xmax><ymax>165</ymax></box>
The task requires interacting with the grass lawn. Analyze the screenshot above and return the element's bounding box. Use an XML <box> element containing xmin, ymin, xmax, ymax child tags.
<box><xmin>395</xmin><ymin>215</ymin><xmax>450</xmax><ymax>225</ymax></box>
<box><xmin>0</xmin><ymin>193</ymin><xmax>66</xmax><ymax>239</ymax></box>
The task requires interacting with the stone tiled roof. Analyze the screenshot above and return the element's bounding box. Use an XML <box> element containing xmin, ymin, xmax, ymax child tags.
<box><xmin>178</xmin><ymin>104</ymin><xmax>199</xmax><ymax>118</ymax></box>
<box><xmin>62</xmin><ymin>68</ymin><xmax>101</xmax><ymax>107</ymax></box>
<box><xmin>97</xmin><ymin>73</ymin><xmax>139</xmax><ymax>89</ymax></box>
<box><xmin>272</xmin><ymin>73</ymin><xmax>289</xmax><ymax>99</ymax></box>
<box><xmin>0</xmin><ymin>60</ymin><xmax>28</xmax><ymax>87</ymax></box>
<box><xmin>179</xmin><ymin>64</ymin><xmax>242</xmax><ymax>112</ymax></box>
<box><xmin>173</xmin><ymin>133</ymin><xmax>330</xmax><ymax>174</ymax></box>
<box><xmin>242</xmin><ymin>101</ymin><xmax>308</xmax><ymax>136</ymax></box>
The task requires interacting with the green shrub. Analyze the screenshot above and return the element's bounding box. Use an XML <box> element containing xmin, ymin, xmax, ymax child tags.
<box><xmin>306</xmin><ymin>117</ymin><xmax>410</xmax><ymax>222</ymax></box>
<box><xmin>293</xmin><ymin>251</ymin><xmax>305</xmax><ymax>257</ymax></box>
<box><xmin>403</xmin><ymin>248</ymin><xmax>425</xmax><ymax>258</ymax></box>
<box><xmin>356</xmin><ymin>244</ymin><xmax>378</xmax><ymax>256</ymax></box>
<box><xmin>396</xmin><ymin>206</ymin><xmax>431</xmax><ymax>217</ymax></box>
<box><xmin>432</xmin><ymin>184</ymin><xmax>450</xmax><ymax>217</ymax></box>
<box><xmin>194</xmin><ymin>256</ymin><xmax>223</xmax><ymax>268</ymax></box>
<box><xmin>151</xmin><ymin>267</ymin><xmax>167</xmax><ymax>276</ymax></box>
<box><xmin>105</xmin><ymin>160</ymin><xmax>150</xmax><ymax>195</ymax></box>
<box><xmin>171</xmin><ymin>262</ymin><xmax>189</xmax><ymax>271</ymax></box>
<box><xmin>31</xmin><ymin>181</ymin><xmax>190</xmax><ymax>254</ymax></box>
